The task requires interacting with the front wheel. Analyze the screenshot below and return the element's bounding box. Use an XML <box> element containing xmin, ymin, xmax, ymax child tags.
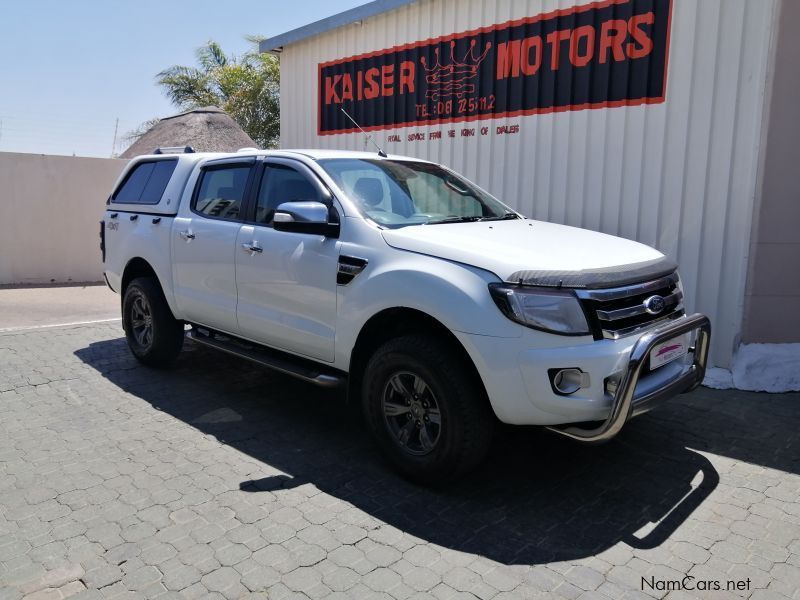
<box><xmin>362</xmin><ymin>335</ymin><xmax>493</xmax><ymax>484</ymax></box>
<box><xmin>122</xmin><ymin>277</ymin><xmax>184</xmax><ymax>368</ymax></box>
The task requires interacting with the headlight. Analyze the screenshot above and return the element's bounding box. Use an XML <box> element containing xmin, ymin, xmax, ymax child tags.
<box><xmin>489</xmin><ymin>283</ymin><xmax>590</xmax><ymax>335</ymax></box>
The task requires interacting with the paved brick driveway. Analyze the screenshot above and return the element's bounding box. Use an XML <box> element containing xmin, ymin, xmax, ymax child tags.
<box><xmin>1</xmin><ymin>322</ymin><xmax>798</xmax><ymax>600</ymax></box>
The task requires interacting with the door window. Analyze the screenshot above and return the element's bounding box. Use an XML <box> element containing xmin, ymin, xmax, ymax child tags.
<box><xmin>193</xmin><ymin>165</ymin><xmax>251</xmax><ymax>220</ymax></box>
<box><xmin>254</xmin><ymin>164</ymin><xmax>321</xmax><ymax>224</ymax></box>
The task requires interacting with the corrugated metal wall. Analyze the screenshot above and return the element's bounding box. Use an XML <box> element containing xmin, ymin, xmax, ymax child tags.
<box><xmin>278</xmin><ymin>0</ymin><xmax>777</xmax><ymax>367</ymax></box>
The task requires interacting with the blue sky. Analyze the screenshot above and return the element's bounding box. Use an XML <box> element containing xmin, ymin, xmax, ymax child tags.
<box><xmin>0</xmin><ymin>0</ymin><xmax>366</xmax><ymax>157</ymax></box>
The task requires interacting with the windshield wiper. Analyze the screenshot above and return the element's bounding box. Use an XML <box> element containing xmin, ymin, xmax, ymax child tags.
<box><xmin>478</xmin><ymin>212</ymin><xmax>521</xmax><ymax>221</ymax></box>
<box><xmin>426</xmin><ymin>216</ymin><xmax>483</xmax><ymax>225</ymax></box>
<box><xmin>427</xmin><ymin>212</ymin><xmax>520</xmax><ymax>225</ymax></box>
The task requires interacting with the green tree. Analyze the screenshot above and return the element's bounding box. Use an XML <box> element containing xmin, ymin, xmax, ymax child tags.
<box><xmin>154</xmin><ymin>37</ymin><xmax>280</xmax><ymax>148</ymax></box>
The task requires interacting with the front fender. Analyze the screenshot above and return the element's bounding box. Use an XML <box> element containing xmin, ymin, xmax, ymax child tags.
<box><xmin>333</xmin><ymin>250</ymin><xmax>521</xmax><ymax>370</ymax></box>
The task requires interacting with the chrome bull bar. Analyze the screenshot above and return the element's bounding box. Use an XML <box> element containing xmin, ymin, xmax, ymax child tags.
<box><xmin>547</xmin><ymin>313</ymin><xmax>711</xmax><ymax>443</ymax></box>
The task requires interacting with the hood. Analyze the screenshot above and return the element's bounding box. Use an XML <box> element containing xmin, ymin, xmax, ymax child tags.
<box><xmin>381</xmin><ymin>218</ymin><xmax>671</xmax><ymax>286</ymax></box>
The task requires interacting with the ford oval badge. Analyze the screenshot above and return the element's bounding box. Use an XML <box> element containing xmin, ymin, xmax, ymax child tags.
<box><xmin>644</xmin><ymin>295</ymin><xmax>666</xmax><ymax>315</ymax></box>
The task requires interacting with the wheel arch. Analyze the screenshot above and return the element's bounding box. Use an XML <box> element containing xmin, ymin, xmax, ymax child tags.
<box><xmin>121</xmin><ymin>257</ymin><xmax>179</xmax><ymax>317</ymax></box>
<box><xmin>122</xmin><ymin>257</ymin><xmax>157</xmax><ymax>293</ymax></box>
<box><xmin>347</xmin><ymin>307</ymin><xmax>489</xmax><ymax>408</ymax></box>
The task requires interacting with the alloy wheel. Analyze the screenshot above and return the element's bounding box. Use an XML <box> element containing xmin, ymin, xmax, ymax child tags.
<box><xmin>381</xmin><ymin>371</ymin><xmax>442</xmax><ymax>455</ymax></box>
<box><xmin>129</xmin><ymin>291</ymin><xmax>154</xmax><ymax>349</ymax></box>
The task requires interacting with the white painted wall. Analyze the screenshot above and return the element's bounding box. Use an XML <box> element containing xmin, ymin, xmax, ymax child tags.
<box><xmin>0</xmin><ymin>152</ymin><xmax>127</xmax><ymax>285</ymax></box>
<box><xmin>277</xmin><ymin>0</ymin><xmax>778</xmax><ymax>367</ymax></box>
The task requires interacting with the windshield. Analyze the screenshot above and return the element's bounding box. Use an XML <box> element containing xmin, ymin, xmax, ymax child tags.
<box><xmin>317</xmin><ymin>158</ymin><xmax>516</xmax><ymax>228</ymax></box>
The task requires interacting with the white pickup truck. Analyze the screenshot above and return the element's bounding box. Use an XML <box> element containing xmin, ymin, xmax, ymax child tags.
<box><xmin>101</xmin><ymin>147</ymin><xmax>710</xmax><ymax>483</ymax></box>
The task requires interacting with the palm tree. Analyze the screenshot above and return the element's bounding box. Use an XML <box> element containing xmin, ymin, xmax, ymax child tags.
<box><xmin>154</xmin><ymin>38</ymin><xmax>280</xmax><ymax>148</ymax></box>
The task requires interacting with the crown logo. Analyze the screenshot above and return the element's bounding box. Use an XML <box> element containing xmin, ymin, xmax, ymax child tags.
<box><xmin>420</xmin><ymin>39</ymin><xmax>491</xmax><ymax>101</ymax></box>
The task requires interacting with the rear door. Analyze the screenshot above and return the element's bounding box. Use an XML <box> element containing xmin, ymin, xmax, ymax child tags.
<box><xmin>235</xmin><ymin>159</ymin><xmax>339</xmax><ymax>362</ymax></box>
<box><xmin>172</xmin><ymin>159</ymin><xmax>254</xmax><ymax>334</ymax></box>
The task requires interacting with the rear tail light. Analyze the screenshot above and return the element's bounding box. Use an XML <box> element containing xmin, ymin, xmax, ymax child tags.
<box><xmin>99</xmin><ymin>220</ymin><xmax>106</xmax><ymax>262</ymax></box>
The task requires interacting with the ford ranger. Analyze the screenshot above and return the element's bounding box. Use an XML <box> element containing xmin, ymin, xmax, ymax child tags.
<box><xmin>101</xmin><ymin>147</ymin><xmax>710</xmax><ymax>483</ymax></box>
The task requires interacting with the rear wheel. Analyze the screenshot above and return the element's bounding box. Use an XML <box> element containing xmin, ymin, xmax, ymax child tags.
<box><xmin>122</xmin><ymin>277</ymin><xmax>184</xmax><ymax>367</ymax></box>
<box><xmin>362</xmin><ymin>335</ymin><xmax>493</xmax><ymax>484</ymax></box>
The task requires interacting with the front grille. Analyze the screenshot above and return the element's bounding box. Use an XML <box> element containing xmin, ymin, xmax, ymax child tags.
<box><xmin>576</xmin><ymin>273</ymin><xmax>684</xmax><ymax>340</ymax></box>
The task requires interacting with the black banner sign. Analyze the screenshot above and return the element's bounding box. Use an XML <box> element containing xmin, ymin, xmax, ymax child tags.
<box><xmin>318</xmin><ymin>0</ymin><xmax>672</xmax><ymax>135</ymax></box>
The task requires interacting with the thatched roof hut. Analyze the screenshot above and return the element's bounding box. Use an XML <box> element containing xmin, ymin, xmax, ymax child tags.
<box><xmin>121</xmin><ymin>107</ymin><xmax>258</xmax><ymax>158</ymax></box>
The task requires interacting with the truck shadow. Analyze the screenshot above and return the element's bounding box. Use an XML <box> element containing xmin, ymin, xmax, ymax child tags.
<box><xmin>71</xmin><ymin>337</ymin><xmax>744</xmax><ymax>565</ymax></box>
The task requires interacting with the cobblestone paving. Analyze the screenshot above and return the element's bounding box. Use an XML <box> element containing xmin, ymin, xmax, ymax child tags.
<box><xmin>1</xmin><ymin>322</ymin><xmax>798</xmax><ymax>600</ymax></box>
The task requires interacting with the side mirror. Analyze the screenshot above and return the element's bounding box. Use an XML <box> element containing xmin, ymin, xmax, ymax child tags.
<box><xmin>273</xmin><ymin>201</ymin><xmax>339</xmax><ymax>237</ymax></box>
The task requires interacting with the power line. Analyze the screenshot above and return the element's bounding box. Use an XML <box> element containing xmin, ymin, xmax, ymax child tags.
<box><xmin>0</xmin><ymin>123</ymin><xmax>135</xmax><ymax>136</ymax></box>
<box><xmin>1</xmin><ymin>134</ymin><xmax>122</xmax><ymax>144</ymax></box>
<box><xmin>0</xmin><ymin>112</ymin><xmax>141</xmax><ymax>127</ymax></box>
<box><xmin>0</xmin><ymin>115</ymin><xmax>144</xmax><ymax>138</ymax></box>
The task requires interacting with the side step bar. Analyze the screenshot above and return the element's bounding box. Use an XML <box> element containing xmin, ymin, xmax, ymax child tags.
<box><xmin>186</xmin><ymin>328</ymin><xmax>345</xmax><ymax>388</ymax></box>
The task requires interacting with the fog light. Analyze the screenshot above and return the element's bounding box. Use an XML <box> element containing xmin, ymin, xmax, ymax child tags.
<box><xmin>549</xmin><ymin>368</ymin><xmax>590</xmax><ymax>395</ymax></box>
<box><xmin>604</xmin><ymin>374</ymin><xmax>621</xmax><ymax>397</ymax></box>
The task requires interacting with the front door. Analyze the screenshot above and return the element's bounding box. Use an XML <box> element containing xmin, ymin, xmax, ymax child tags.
<box><xmin>235</xmin><ymin>160</ymin><xmax>339</xmax><ymax>362</ymax></box>
<box><xmin>172</xmin><ymin>160</ymin><xmax>253</xmax><ymax>334</ymax></box>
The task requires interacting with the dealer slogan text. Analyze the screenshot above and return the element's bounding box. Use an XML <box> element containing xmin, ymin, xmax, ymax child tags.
<box><xmin>318</xmin><ymin>0</ymin><xmax>672</xmax><ymax>135</ymax></box>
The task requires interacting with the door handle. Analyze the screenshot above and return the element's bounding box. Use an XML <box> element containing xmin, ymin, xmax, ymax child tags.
<box><xmin>241</xmin><ymin>242</ymin><xmax>263</xmax><ymax>254</ymax></box>
<box><xmin>179</xmin><ymin>230</ymin><xmax>195</xmax><ymax>240</ymax></box>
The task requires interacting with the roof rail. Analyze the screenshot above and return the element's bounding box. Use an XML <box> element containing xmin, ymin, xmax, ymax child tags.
<box><xmin>237</xmin><ymin>147</ymin><xmax>260</xmax><ymax>152</ymax></box>
<box><xmin>153</xmin><ymin>146</ymin><xmax>195</xmax><ymax>155</ymax></box>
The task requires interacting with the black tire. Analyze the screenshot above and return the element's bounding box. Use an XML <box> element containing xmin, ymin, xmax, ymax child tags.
<box><xmin>362</xmin><ymin>334</ymin><xmax>493</xmax><ymax>484</ymax></box>
<box><xmin>122</xmin><ymin>277</ymin><xmax>184</xmax><ymax>368</ymax></box>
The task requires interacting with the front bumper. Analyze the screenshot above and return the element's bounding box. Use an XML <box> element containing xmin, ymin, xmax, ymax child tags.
<box><xmin>455</xmin><ymin>313</ymin><xmax>711</xmax><ymax>439</ymax></box>
<box><xmin>546</xmin><ymin>313</ymin><xmax>710</xmax><ymax>443</ymax></box>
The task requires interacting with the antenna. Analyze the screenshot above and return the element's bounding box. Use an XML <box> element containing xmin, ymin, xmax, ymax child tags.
<box><xmin>340</xmin><ymin>108</ymin><xmax>387</xmax><ymax>157</ymax></box>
